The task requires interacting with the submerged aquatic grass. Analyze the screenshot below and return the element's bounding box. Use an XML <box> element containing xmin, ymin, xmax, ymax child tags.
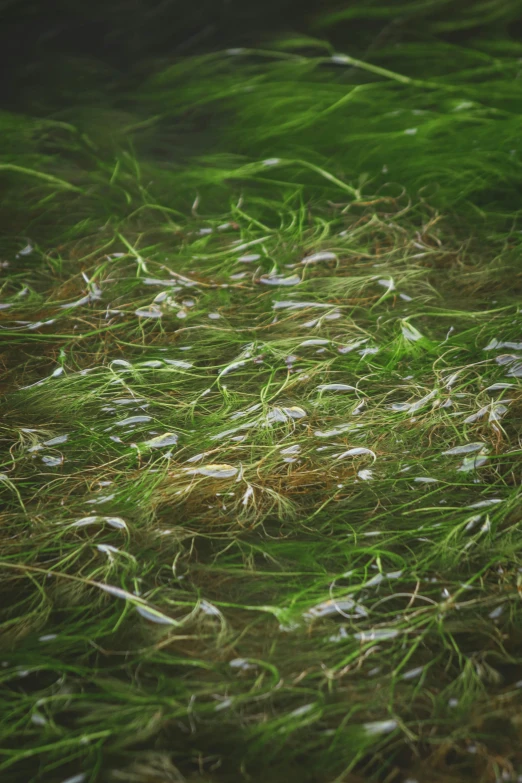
<box><xmin>2</xmin><ymin>5</ymin><xmax>522</xmax><ymax>782</ymax></box>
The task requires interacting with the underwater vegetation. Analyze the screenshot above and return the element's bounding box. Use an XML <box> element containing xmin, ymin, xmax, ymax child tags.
<box><xmin>2</xmin><ymin>1</ymin><xmax>522</xmax><ymax>781</ymax></box>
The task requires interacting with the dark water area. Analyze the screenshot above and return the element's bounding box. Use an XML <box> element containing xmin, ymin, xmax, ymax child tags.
<box><xmin>3</xmin><ymin>0</ymin><xmax>522</xmax><ymax>106</ymax></box>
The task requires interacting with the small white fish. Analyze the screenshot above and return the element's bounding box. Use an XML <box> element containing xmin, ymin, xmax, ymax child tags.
<box><xmin>134</xmin><ymin>604</ymin><xmax>177</xmax><ymax>624</ymax></box>
<box><xmin>316</xmin><ymin>384</ymin><xmax>357</xmax><ymax>392</ymax></box>
<box><xmin>401</xmin><ymin>323</ymin><xmax>423</xmax><ymax>341</ymax></box>
<box><xmin>17</xmin><ymin>243</ymin><xmax>34</xmax><ymax>256</ymax></box>
<box><xmin>354</xmin><ymin>628</ymin><xmax>399</xmax><ymax>641</ymax></box>
<box><xmin>468</xmin><ymin>498</ymin><xmax>502</xmax><ymax>509</ymax></box>
<box><xmin>110</xmin><ymin>359</ymin><xmax>132</xmax><ymax>368</ymax></box>
<box><xmin>97</xmin><ymin>544</ymin><xmax>120</xmax><ymax>557</ymax></box>
<box><xmin>153</xmin><ymin>291</ymin><xmax>168</xmax><ymax>303</ymax></box>
<box><xmin>237</xmin><ymin>253</ymin><xmax>261</xmax><ymax>262</ymax></box>
<box><xmin>409</xmin><ymin>390</ymin><xmax>437</xmax><ymax>413</ymax></box>
<box><xmin>265</xmin><ymin>408</ymin><xmax>288</xmax><ymax>424</ymax></box>
<box><xmin>463</xmin><ymin>407</ymin><xmax>489</xmax><ymax>424</ymax></box>
<box><xmin>142</xmin><ymin>433</ymin><xmax>179</xmax><ymax>448</ymax></box>
<box><xmin>314</xmin><ymin>424</ymin><xmax>354</xmax><ymax>438</ymax></box>
<box><xmin>105</xmin><ymin>517</ymin><xmax>127</xmax><ymax>529</ymax></box>
<box><xmin>186</xmin><ymin>452</ymin><xmax>207</xmax><ymax>463</ymax></box>
<box><xmin>272</xmin><ymin>300</ymin><xmax>332</xmax><ymax>310</ymax></box>
<box><xmin>289</xmin><ymin>704</ymin><xmax>315</xmax><ymax>717</ymax></box>
<box><xmin>464</xmin><ymin>514</ymin><xmax>482</xmax><ymax>531</ymax></box>
<box><xmin>377</xmin><ymin>277</ymin><xmax>395</xmax><ymax>291</ymax></box>
<box><xmin>390</xmin><ymin>391</ymin><xmax>436</xmax><ymax>413</ymax></box>
<box><xmin>219</xmin><ymin>359</ymin><xmax>248</xmax><ymax>378</ymax></box>
<box><xmin>134</xmin><ymin>308</ymin><xmax>162</xmax><ymax>318</ymax></box>
<box><xmin>365</xmin><ymin>573</ymin><xmax>384</xmax><ymax>587</ymax></box>
<box><xmin>442</xmin><ymin>443</ymin><xmax>484</xmax><ymax>455</ymax></box>
<box><xmin>507</xmin><ymin>361</ymin><xmax>522</xmax><ymax>377</ymax></box>
<box><xmin>60</xmin><ymin>287</ymin><xmax>102</xmax><ymax>309</ymax></box>
<box><xmin>85</xmin><ymin>494</ymin><xmax>115</xmax><ymax>505</ymax></box>
<box><xmin>331</xmin><ymin>54</ymin><xmax>351</xmax><ymax>65</ymax></box>
<box><xmin>71</xmin><ymin>516</ymin><xmax>127</xmax><ymax>530</ymax></box>
<box><xmin>336</xmin><ymin>447</ymin><xmax>376</xmax><ymax>461</ymax></box>
<box><xmin>363</xmin><ymin>720</ymin><xmax>398</xmax><ymax>736</ymax></box>
<box><xmin>210</xmin><ymin>424</ymin><xmax>253</xmax><ymax>441</ymax></box>
<box><xmin>200</xmin><ymin>600</ymin><xmax>222</xmax><ymax>616</ymax></box>
<box><xmin>306</xmin><ymin>598</ymin><xmax>368</xmax><ymax>619</ymax></box>
<box><xmin>484</xmin><ymin>338</ymin><xmax>522</xmax><ymax>351</ymax></box>
<box><xmin>301</xmin><ymin>252</ymin><xmax>337</xmax><ymax>264</ymax></box>
<box><xmin>457</xmin><ymin>455</ymin><xmax>488</xmax><ymax>472</ymax></box>
<box><xmin>259</xmin><ymin>274</ymin><xmax>301</xmax><ymax>287</ymax></box>
<box><xmin>142</xmin><ymin>278</ymin><xmax>180</xmax><ymax>287</ymax></box>
<box><xmin>97</xmin><ymin>583</ymin><xmax>176</xmax><ymax>628</ymax></box>
<box><xmin>214</xmin><ymin>698</ymin><xmax>234</xmax><ymax>712</ymax></box>
<box><xmin>43</xmin><ymin>434</ymin><xmax>69</xmax><ymax>446</ymax></box>
<box><xmin>242</xmin><ymin>485</ymin><xmax>254</xmax><ymax>506</ymax></box>
<box><xmin>187</xmin><ymin>464</ymin><xmax>238</xmax><ymax>479</ymax></box>
<box><xmin>280</xmin><ymin>444</ymin><xmax>301</xmax><ymax>455</ymax></box>
<box><xmin>229</xmin><ymin>404</ymin><xmax>262</xmax><ymax>420</ymax></box>
<box><xmin>489</xmin><ymin>403</ymin><xmax>508</xmax><ymax>422</ymax></box>
<box><xmin>229</xmin><ymin>657</ymin><xmax>257</xmax><ymax>670</ymax></box>
<box><xmin>72</xmin><ymin>516</ymin><xmax>101</xmax><ymax>527</ymax></box>
<box><xmin>402</xmin><ymin>666</ymin><xmax>424</xmax><ymax>680</ymax></box>
<box><xmin>41</xmin><ymin>455</ymin><xmax>63</xmax><ymax>467</ymax></box>
<box><xmin>338</xmin><ymin>340</ymin><xmax>368</xmax><ymax>354</ymax></box>
<box><xmin>115</xmin><ymin>416</ymin><xmax>152</xmax><ymax>426</ymax></box>
<box><xmin>164</xmin><ymin>359</ymin><xmax>193</xmax><ymax>368</ymax></box>
<box><xmin>282</xmin><ymin>406</ymin><xmax>307</xmax><ymax>419</ymax></box>
<box><xmin>485</xmin><ymin>383</ymin><xmax>513</xmax><ymax>391</ymax></box>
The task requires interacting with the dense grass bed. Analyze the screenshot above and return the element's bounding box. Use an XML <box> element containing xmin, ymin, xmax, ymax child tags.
<box><xmin>2</xmin><ymin>4</ymin><xmax>522</xmax><ymax>781</ymax></box>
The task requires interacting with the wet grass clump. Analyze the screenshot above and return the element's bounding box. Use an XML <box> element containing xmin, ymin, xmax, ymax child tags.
<box><xmin>2</xmin><ymin>7</ymin><xmax>522</xmax><ymax>782</ymax></box>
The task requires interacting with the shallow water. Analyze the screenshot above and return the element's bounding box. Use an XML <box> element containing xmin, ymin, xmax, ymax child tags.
<box><xmin>2</xmin><ymin>4</ymin><xmax>522</xmax><ymax>783</ymax></box>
